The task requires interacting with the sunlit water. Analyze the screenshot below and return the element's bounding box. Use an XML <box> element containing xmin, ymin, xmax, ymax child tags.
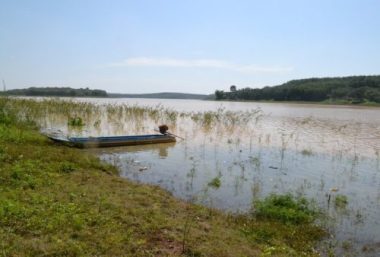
<box><xmin>30</xmin><ymin>97</ymin><xmax>380</xmax><ymax>256</ymax></box>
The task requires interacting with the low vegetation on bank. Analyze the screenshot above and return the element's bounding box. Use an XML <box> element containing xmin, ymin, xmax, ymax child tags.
<box><xmin>0</xmin><ymin>97</ymin><xmax>326</xmax><ymax>256</ymax></box>
<box><xmin>1</xmin><ymin>87</ymin><xmax>108</xmax><ymax>97</ymax></box>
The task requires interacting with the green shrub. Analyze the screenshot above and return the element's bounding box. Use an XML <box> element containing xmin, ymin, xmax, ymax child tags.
<box><xmin>254</xmin><ymin>194</ymin><xmax>317</xmax><ymax>224</ymax></box>
<box><xmin>208</xmin><ymin>177</ymin><xmax>221</xmax><ymax>189</ymax></box>
<box><xmin>67</xmin><ymin>117</ymin><xmax>85</xmax><ymax>127</ymax></box>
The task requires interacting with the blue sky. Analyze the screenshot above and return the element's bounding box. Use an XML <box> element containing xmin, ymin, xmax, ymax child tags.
<box><xmin>1</xmin><ymin>0</ymin><xmax>379</xmax><ymax>94</ymax></box>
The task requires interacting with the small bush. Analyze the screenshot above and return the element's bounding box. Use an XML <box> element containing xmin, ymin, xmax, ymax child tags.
<box><xmin>68</xmin><ymin>117</ymin><xmax>85</xmax><ymax>127</ymax></box>
<box><xmin>208</xmin><ymin>177</ymin><xmax>221</xmax><ymax>189</ymax></box>
<box><xmin>254</xmin><ymin>194</ymin><xmax>317</xmax><ymax>224</ymax></box>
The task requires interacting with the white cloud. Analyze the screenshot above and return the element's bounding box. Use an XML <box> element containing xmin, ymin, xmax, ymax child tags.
<box><xmin>109</xmin><ymin>57</ymin><xmax>230</xmax><ymax>68</ymax></box>
<box><xmin>235</xmin><ymin>65</ymin><xmax>294</xmax><ymax>73</ymax></box>
<box><xmin>108</xmin><ymin>57</ymin><xmax>293</xmax><ymax>74</ymax></box>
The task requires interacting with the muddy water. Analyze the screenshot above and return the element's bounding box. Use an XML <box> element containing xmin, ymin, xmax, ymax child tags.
<box><xmin>38</xmin><ymin>97</ymin><xmax>380</xmax><ymax>256</ymax></box>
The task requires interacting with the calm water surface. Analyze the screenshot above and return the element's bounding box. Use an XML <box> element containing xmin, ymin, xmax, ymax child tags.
<box><xmin>38</xmin><ymin>97</ymin><xmax>380</xmax><ymax>256</ymax></box>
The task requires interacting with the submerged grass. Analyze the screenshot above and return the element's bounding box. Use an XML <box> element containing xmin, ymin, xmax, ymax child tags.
<box><xmin>334</xmin><ymin>194</ymin><xmax>348</xmax><ymax>208</ymax></box>
<box><xmin>3</xmin><ymin>98</ymin><xmax>264</xmax><ymax>135</ymax></box>
<box><xmin>0</xmin><ymin>97</ymin><xmax>327</xmax><ymax>256</ymax></box>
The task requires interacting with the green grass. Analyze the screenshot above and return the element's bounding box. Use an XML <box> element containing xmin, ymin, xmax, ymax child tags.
<box><xmin>0</xmin><ymin>97</ymin><xmax>327</xmax><ymax>256</ymax></box>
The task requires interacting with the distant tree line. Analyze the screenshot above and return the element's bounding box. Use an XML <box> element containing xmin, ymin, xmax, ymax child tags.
<box><xmin>215</xmin><ymin>76</ymin><xmax>380</xmax><ymax>103</ymax></box>
<box><xmin>108</xmin><ymin>92</ymin><xmax>208</xmax><ymax>99</ymax></box>
<box><xmin>1</xmin><ymin>87</ymin><xmax>108</xmax><ymax>97</ymax></box>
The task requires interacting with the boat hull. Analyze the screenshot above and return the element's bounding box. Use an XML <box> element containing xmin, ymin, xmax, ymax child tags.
<box><xmin>47</xmin><ymin>134</ymin><xmax>176</xmax><ymax>148</ymax></box>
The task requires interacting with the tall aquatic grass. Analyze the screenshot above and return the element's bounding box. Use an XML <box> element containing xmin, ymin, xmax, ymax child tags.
<box><xmin>190</xmin><ymin>107</ymin><xmax>263</xmax><ymax>129</ymax></box>
<box><xmin>2</xmin><ymin>96</ymin><xmax>374</xmax><ymax>159</ymax></box>
<box><xmin>2</xmin><ymin>98</ymin><xmax>263</xmax><ymax>136</ymax></box>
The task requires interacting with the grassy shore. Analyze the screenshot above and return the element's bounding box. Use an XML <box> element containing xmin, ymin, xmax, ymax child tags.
<box><xmin>0</xmin><ymin>97</ymin><xmax>326</xmax><ymax>256</ymax></box>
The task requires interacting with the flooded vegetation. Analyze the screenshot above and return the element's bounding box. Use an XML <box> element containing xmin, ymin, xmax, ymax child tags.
<box><xmin>3</xmin><ymin>97</ymin><xmax>380</xmax><ymax>256</ymax></box>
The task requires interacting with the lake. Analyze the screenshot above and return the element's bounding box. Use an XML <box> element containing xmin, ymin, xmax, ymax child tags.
<box><xmin>31</xmin><ymin>97</ymin><xmax>380</xmax><ymax>256</ymax></box>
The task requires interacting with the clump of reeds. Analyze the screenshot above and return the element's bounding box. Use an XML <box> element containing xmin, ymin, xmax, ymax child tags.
<box><xmin>190</xmin><ymin>107</ymin><xmax>263</xmax><ymax>130</ymax></box>
<box><xmin>334</xmin><ymin>194</ymin><xmax>348</xmax><ymax>208</ymax></box>
<box><xmin>68</xmin><ymin>117</ymin><xmax>85</xmax><ymax>127</ymax></box>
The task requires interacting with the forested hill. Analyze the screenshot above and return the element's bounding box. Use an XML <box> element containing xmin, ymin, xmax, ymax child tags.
<box><xmin>2</xmin><ymin>87</ymin><xmax>108</xmax><ymax>97</ymax></box>
<box><xmin>215</xmin><ymin>75</ymin><xmax>380</xmax><ymax>104</ymax></box>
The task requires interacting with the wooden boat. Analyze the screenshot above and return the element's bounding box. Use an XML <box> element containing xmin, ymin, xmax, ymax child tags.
<box><xmin>47</xmin><ymin>134</ymin><xmax>176</xmax><ymax>148</ymax></box>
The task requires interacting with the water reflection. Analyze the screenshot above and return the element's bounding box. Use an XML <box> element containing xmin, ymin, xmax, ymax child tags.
<box><xmin>88</xmin><ymin>142</ymin><xmax>176</xmax><ymax>160</ymax></box>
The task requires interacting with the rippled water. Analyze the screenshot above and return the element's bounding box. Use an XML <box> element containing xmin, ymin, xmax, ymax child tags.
<box><xmin>31</xmin><ymin>97</ymin><xmax>380</xmax><ymax>256</ymax></box>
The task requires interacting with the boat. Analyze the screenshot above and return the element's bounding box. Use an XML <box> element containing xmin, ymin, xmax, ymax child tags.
<box><xmin>46</xmin><ymin>134</ymin><xmax>176</xmax><ymax>148</ymax></box>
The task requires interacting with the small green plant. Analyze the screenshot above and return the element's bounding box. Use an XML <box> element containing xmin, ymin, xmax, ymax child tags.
<box><xmin>253</xmin><ymin>228</ymin><xmax>275</xmax><ymax>244</ymax></box>
<box><xmin>334</xmin><ymin>195</ymin><xmax>348</xmax><ymax>208</ymax></box>
<box><xmin>60</xmin><ymin>162</ymin><xmax>76</xmax><ymax>173</ymax></box>
<box><xmin>67</xmin><ymin>117</ymin><xmax>85</xmax><ymax>126</ymax></box>
<box><xmin>10</xmin><ymin>169</ymin><xmax>22</xmax><ymax>181</ymax></box>
<box><xmin>93</xmin><ymin>119</ymin><xmax>101</xmax><ymax>128</ymax></box>
<box><xmin>254</xmin><ymin>194</ymin><xmax>317</xmax><ymax>224</ymax></box>
<box><xmin>261</xmin><ymin>246</ymin><xmax>277</xmax><ymax>256</ymax></box>
<box><xmin>301</xmin><ymin>149</ymin><xmax>313</xmax><ymax>156</ymax></box>
<box><xmin>208</xmin><ymin>177</ymin><xmax>221</xmax><ymax>189</ymax></box>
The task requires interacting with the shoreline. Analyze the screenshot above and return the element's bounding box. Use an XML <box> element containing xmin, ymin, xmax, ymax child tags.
<box><xmin>0</xmin><ymin>97</ymin><xmax>327</xmax><ymax>256</ymax></box>
<box><xmin>5</xmin><ymin>94</ymin><xmax>380</xmax><ymax>108</ymax></box>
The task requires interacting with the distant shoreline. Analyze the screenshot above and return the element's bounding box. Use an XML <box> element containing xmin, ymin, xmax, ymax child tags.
<box><xmin>5</xmin><ymin>95</ymin><xmax>380</xmax><ymax>108</ymax></box>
